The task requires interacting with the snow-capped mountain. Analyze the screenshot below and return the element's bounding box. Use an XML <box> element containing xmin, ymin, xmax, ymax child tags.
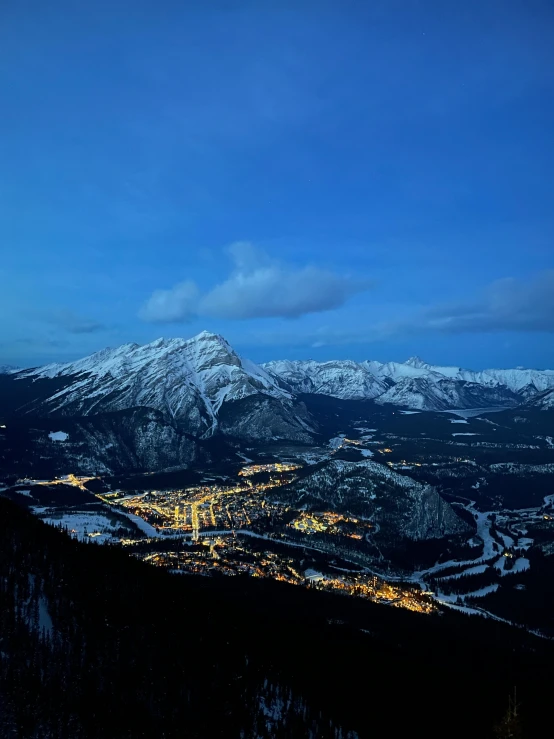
<box><xmin>2</xmin><ymin>332</ymin><xmax>553</xmax><ymax>449</ymax></box>
<box><xmin>2</xmin><ymin>332</ymin><xmax>553</xmax><ymax>476</ymax></box>
<box><xmin>264</xmin><ymin>355</ymin><xmax>554</xmax><ymax>410</ymax></box>
<box><xmin>395</xmin><ymin>357</ymin><xmax>554</xmax><ymax>394</ymax></box>
<box><xmin>16</xmin><ymin>332</ymin><xmax>291</xmax><ymax>433</ymax></box>
<box><xmin>374</xmin><ymin>376</ymin><xmax>518</xmax><ymax>411</ymax></box>
<box><xmin>6</xmin><ymin>332</ymin><xmax>314</xmax><ymax>448</ymax></box>
<box><xmin>263</xmin><ymin>359</ymin><xmax>390</xmax><ymax>399</ymax></box>
<box><xmin>0</xmin><ymin>365</ymin><xmax>19</xmax><ymax>374</ymax></box>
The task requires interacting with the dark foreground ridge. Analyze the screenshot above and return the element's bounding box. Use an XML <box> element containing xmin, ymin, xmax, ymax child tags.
<box><xmin>1</xmin><ymin>497</ymin><xmax>552</xmax><ymax>738</ymax></box>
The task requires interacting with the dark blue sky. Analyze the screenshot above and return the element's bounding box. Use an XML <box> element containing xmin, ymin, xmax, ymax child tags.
<box><xmin>1</xmin><ymin>0</ymin><xmax>553</xmax><ymax>369</ymax></box>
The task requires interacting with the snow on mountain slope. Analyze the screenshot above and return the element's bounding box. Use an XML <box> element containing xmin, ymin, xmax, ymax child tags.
<box><xmin>7</xmin><ymin>336</ymin><xmax>554</xmax><ymax>425</ymax></box>
<box><xmin>363</xmin><ymin>358</ymin><xmax>432</xmax><ymax>382</ymax></box>
<box><xmin>375</xmin><ymin>376</ymin><xmax>518</xmax><ymax>411</ymax></box>
<box><xmin>265</xmin><ymin>355</ymin><xmax>552</xmax><ymax>409</ymax></box>
<box><xmin>263</xmin><ymin>359</ymin><xmax>389</xmax><ymax>399</ymax></box>
<box><xmin>398</xmin><ymin>358</ymin><xmax>554</xmax><ymax>394</ymax></box>
<box><xmin>14</xmin><ymin>332</ymin><xmax>301</xmax><ymax>438</ymax></box>
<box><xmin>523</xmin><ymin>388</ymin><xmax>554</xmax><ymax>410</ymax></box>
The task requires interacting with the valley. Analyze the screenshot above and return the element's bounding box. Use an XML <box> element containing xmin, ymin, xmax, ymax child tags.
<box><xmin>2</xmin><ymin>333</ymin><xmax>554</xmax><ymax>638</ymax></box>
<box><xmin>5</xmin><ymin>399</ymin><xmax>554</xmax><ymax>635</ymax></box>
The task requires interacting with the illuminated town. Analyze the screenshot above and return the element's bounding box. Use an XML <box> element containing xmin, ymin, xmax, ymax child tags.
<box><xmin>20</xmin><ymin>451</ymin><xmax>552</xmax><ymax>622</ymax></box>
<box><xmin>13</xmin><ymin>463</ymin><xmax>436</xmax><ymax>613</ymax></box>
<box><xmin>142</xmin><ymin>537</ymin><xmax>436</xmax><ymax>614</ymax></box>
<box><xmin>96</xmin><ymin>463</ymin><xmax>299</xmax><ymax>539</ymax></box>
<box><xmin>238</xmin><ymin>462</ymin><xmax>302</xmax><ymax>477</ymax></box>
<box><xmin>85</xmin><ymin>462</ymin><xmax>435</xmax><ymax>614</ymax></box>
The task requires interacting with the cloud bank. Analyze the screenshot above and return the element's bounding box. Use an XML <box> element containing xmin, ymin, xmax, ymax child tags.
<box><xmin>401</xmin><ymin>270</ymin><xmax>554</xmax><ymax>335</ymax></box>
<box><xmin>241</xmin><ymin>270</ymin><xmax>554</xmax><ymax>349</ymax></box>
<box><xmin>139</xmin><ymin>243</ymin><xmax>370</xmax><ymax>323</ymax></box>
<box><xmin>49</xmin><ymin>310</ymin><xmax>106</xmax><ymax>334</ymax></box>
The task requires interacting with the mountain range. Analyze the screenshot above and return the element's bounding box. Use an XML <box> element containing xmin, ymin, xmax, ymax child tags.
<box><xmin>263</xmin><ymin>354</ymin><xmax>554</xmax><ymax>409</ymax></box>
<box><xmin>4</xmin><ymin>331</ymin><xmax>554</xmax><ymax>416</ymax></box>
<box><xmin>1</xmin><ymin>331</ymin><xmax>553</xmax><ymax>476</ymax></box>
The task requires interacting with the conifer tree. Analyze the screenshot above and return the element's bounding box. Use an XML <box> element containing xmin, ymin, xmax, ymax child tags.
<box><xmin>494</xmin><ymin>690</ymin><xmax>522</xmax><ymax>739</ymax></box>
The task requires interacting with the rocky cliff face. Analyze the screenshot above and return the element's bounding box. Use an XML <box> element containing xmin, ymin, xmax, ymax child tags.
<box><xmin>523</xmin><ymin>388</ymin><xmax>554</xmax><ymax>410</ymax></box>
<box><xmin>276</xmin><ymin>459</ymin><xmax>468</xmax><ymax>542</ymax></box>
<box><xmin>217</xmin><ymin>394</ymin><xmax>314</xmax><ymax>442</ymax></box>
<box><xmin>0</xmin><ymin>408</ymin><xmax>208</xmax><ymax>477</ymax></box>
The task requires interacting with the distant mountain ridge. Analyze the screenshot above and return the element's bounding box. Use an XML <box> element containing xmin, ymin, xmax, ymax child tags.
<box><xmin>264</xmin><ymin>354</ymin><xmax>554</xmax><ymax>410</ymax></box>
<box><xmin>3</xmin><ymin>333</ymin><xmax>554</xmax><ymax>422</ymax></box>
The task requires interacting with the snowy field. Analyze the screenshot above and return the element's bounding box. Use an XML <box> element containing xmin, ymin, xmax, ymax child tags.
<box><xmin>48</xmin><ymin>431</ymin><xmax>69</xmax><ymax>442</ymax></box>
<box><xmin>441</xmin><ymin>407</ymin><xmax>510</xmax><ymax>419</ymax></box>
<box><xmin>37</xmin><ymin>511</ymin><xmax>128</xmax><ymax>544</ymax></box>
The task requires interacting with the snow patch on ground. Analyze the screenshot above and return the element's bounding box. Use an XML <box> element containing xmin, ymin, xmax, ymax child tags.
<box><xmin>493</xmin><ymin>556</ymin><xmax>507</xmax><ymax>574</ymax></box>
<box><xmin>304</xmin><ymin>569</ymin><xmax>325</xmax><ymax>581</ymax></box>
<box><xmin>119</xmin><ymin>512</ymin><xmax>164</xmax><ymax>538</ymax></box>
<box><xmin>236</xmin><ymin>452</ymin><xmax>254</xmax><ymax>463</ymax></box>
<box><xmin>452</xmin><ymin>432</ymin><xmax>479</xmax><ymax>436</ymax></box>
<box><xmin>39</xmin><ymin>512</ymin><xmax>123</xmax><ymax>544</ymax></box>
<box><xmin>399</xmin><ymin>410</ymin><xmax>420</xmax><ymax>415</ymax></box>
<box><xmin>49</xmin><ymin>430</ymin><xmax>69</xmax><ymax>441</ymax></box>
<box><xmin>15</xmin><ymin>489</ymin><xmax>33</xmax><ymax>498</ymax></box>
<box><xmin>511</xmin><ymin>557</ymin><xmax>530</xmax><ymax>573</ymax></box>
<box><xmin>497</xmin><ymin>531</ymin><xmax>515</xmax><ymax>548</ymax></box>
<box><xmin>437</xmin><ymin>563</ymin><xmax>489</xmax><ymax>581</ymax></box>
<box><xmin>438</xmin><ymin>584</ymin><xmax>499</xmax><ymax>602</ymax></box>
<box><xmin>38</xmin><ymin>596</ymin><xmax>54</xmax><ymax>636</ymax></box>
<box><xmin>494</xmin><ymin>555</ymin><xmax>530</xmax><ymax>576</ymax></box>
<box><xmin>441</xmin><ymin>408</ymin><xmax>510</xmax><ymax>418</ymax></box>
<box><xmin>449</xmin><ymin>419</ymin><xmax>469</xmax><ymax>424</ymax></box>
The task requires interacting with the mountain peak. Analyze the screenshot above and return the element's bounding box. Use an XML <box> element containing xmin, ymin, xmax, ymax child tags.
<box><xmin>193</xmin><ymin>330</ymin><xmax>220</xmax><ymax>340</ymax></box>
<box><xmin>188</xmin><ymin>330</ymin><xmax>231</xmax><ymax>346</ymax></box>
<box><xmin>404</xmin><ymin>356</ymin><xmax>428</xmax><ymax>368</ymax></box>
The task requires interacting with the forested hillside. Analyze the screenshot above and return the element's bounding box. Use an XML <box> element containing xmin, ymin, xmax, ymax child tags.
<box><xmin>1</xmin><ymin>498</ymin><xmax>552</xmax><ymax>738</ymax></box>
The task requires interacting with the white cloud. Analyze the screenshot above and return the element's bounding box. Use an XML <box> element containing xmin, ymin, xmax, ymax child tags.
<box><xmin>139</xmin><ymin>280</ymin><xmax>200</xmax><ymax>323</ymax></box>
<box><xmin>139</xmin><ymin>243</ymin><xmax>370</xmax><ymax>323</ymax></box>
